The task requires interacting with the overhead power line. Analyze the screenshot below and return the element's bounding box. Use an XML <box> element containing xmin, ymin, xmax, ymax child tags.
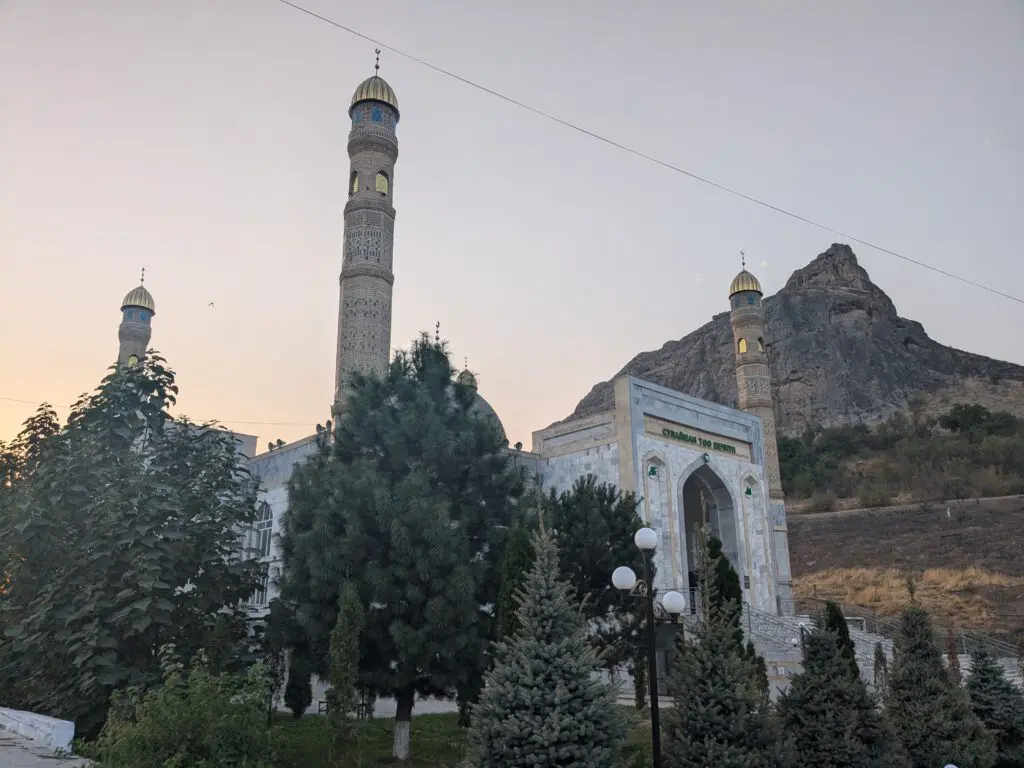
<box><xmin>274</xmin><ymin>0</ymin><xmax>1023</xmax><ymax>306</ymax></box>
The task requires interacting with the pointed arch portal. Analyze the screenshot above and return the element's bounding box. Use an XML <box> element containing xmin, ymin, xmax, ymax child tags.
<box><xmin>680</xmin><ymin>464</ymin><xmax>740</xmax><ymax>596</ymax></box>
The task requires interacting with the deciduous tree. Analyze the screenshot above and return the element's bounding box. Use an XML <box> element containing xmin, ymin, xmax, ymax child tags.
<box><xmin>0</xmin><ymin>356</ymin><xmax>264</xmax><ymax>737</ymax></box>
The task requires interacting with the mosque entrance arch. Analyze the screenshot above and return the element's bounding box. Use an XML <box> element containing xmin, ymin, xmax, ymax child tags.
<box><xmin>679</xmin><ymin>464</ymin><xmax>740</xmax><ymax>608</ymax></box>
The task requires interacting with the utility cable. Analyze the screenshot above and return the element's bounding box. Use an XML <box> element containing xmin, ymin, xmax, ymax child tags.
<box><xmin>274</xmin><ymin>0</ymin><xmax>1023</xmax><ymax>306</ymax></box>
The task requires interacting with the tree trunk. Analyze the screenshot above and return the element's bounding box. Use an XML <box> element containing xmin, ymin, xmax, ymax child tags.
<box><xmin>392</xmin><ymin>688</ymin><xmax>415</xmax><ymax>760</ymax></box>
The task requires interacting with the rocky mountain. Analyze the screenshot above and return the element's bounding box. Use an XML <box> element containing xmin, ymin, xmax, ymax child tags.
<box><xmin>564</xmin><ymin>244</ymin><xmax>1024</xmax><ymax>435</ymax></box>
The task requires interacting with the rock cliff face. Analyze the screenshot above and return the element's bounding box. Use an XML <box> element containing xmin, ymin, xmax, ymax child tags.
<box><xmin>564</xmin><ymin>244</ymin><xmax>1024</xmax><ymax>435</ymax></box>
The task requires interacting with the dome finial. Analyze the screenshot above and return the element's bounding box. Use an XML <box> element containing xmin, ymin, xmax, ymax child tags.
<box><xmin>435</xmin><ymin>320</ymin><xmax>440</xmax><ymax>344</ymax></box>
<box><xmin>740</xmin><ymin>250</ymin><xmax>746</xmax><ymax>270</ymax></box>
<box><xmin>374</xmin><ymin>48</ymin><xmax>381</xmax><ymax>75</ymax></box>
<box><xmin>140</xmin><ymin>266</ymin><xmax>146</xmax><ymax>285</ymax></box>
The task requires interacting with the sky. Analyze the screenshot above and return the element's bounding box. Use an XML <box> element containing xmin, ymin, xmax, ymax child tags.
<box><xmin>1</xmin><ymin>0</ymin><xmax>1022</xmax><ymax>451</ymax></box>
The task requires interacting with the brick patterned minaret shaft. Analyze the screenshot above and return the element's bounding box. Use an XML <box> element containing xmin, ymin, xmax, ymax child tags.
<box><xmin>332</xmin><ymin>65</ymin><xmax>400</xmax><ymax>421</ymax></box>
<box><xmin>729</xmin><ymin>266</ymin><xmax>784</xmax><ymax>501</ymax></box>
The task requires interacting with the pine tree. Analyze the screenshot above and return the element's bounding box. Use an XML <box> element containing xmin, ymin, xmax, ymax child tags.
<box><xmin>965</xmin><ymin>648</ymin><xmax>1024</xmax><ymax>768</ymax></box>
<box><xmin>279</xmin><ymin>333</ymin><xmax>525</xmax><ymax>760</ymax></box>
<box><xmin>886</xmin><ymin>606</ymin><xmax>997</xmax><ymax>768</ymax></box>
<box><xmin>284</xmin><ymin>649</ymin><xmax>313</xmax><ymax>718</ymax></box>
<box><xmin>327</xmin><ymin>582</ymin><xmax>364</xmax><ymax>767</ymax></box>
<box><xmin>463</xmin><ymin>526</ymin><xmax>626</xmax><ymax>767</ymax></box>
<box><xmin>821</xmin><ymin>600</ymin><xmax>860</xmax><ymax>680</ymax></box>
<box><xmin>542</xmin><ymin>474</ymin><xmax>648</xmax><ymax>666</ymax></box>
<box><xmin>663</xmin><ymin>526</ymin><xmax>788</xmax><ymax>768</ymax></box>
<box><xmin>778</xmin><ymin>629</ymin><xmax>898</xmax><ymax>768</ymax></box>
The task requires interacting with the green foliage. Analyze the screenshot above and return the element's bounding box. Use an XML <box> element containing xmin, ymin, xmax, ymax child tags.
<box><xmin>778</xmin><ymin>630</ymin><xmax>900</xmax><ymax>768</ymax></box>
<box><xmin>821</xmin><ymin>600</ymin><xmax>860</xmax><ymax>680</ymax></box>
<box><xmin>663</xmin><ymin>526</ymin><xmax>788</xmax><ymax>767</ymax></box>
<box><xmin>327</xmin><ymin>582</ymin><xmax>364</xmax><ymax>766</ymax></box>
<box><xmin>886</xmin><ymin>606</ymin><xmax>997</xmax><ymax>768</ymax></box>
<box><xmin>965</xmin><ymin>649</ymin><xmax>1024</xmax><ymax>768</ymax></box>
<box><xmin>0</xmin><ymin>355</ymin><xmax>264</xmax><ymax>737</ymax></box>
<box><xmin>463</xmin><ymin>527</ymin><xmax>627</xmax><ymax>767</ymax></box>
<box><xmin>632</xmin><ymin>655</ymin><xmax>647</xmax><ymax>711</ymax></box>
<box><xmin>278</xmin><ymin>332</ymin><xmax>524</xmax><ymax>758</ymax></box>
<box><xmin>82</xmin><ymin>647</ymin><xmax>272</xmax><ymax>768</ymax></box>
<box><xmin>541</xmin><ymin>474</ymin><xmax>648</xmax><ymax>667</ymax></box>
<box><xmin>496</xmin><ymin>524</ymin><xmax>535</xmax><ymax>641</ymax></box>
<box><xmin>778</xmin><ymin>404</ymin><xmax>1024</xmax><ymax>502</ymax></box>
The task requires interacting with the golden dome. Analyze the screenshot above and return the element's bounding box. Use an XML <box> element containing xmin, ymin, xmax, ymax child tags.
<box><xmin>728</xmin><ymin>269</ymin><xmax>762</xmax><ymax>297</ymax></box>
<box><xmin>121</xmin><ymin>285</ymin><xmax>155</xmax><ymax>313</ymax></box>
<box><xmin>350</xmin><ymin>75</ymin><xmax>399</xmax><ymax>116</ymax></box>
<box><xmin>457</xmin><ymin>368</ymin><xmax>478</xmax><ymax>390</ymax></box>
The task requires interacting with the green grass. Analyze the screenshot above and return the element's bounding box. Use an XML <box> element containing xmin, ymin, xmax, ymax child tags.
<box><xmin>270</xmin><ymin>709</ymin><xmax>653</xmax><ymax>767</ymax></box>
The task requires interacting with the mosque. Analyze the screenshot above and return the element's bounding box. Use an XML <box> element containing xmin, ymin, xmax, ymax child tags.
<box><xmin>112</xmin><ymin>63</ymin><xmax>796</xmax><ymax>699</ymax></box>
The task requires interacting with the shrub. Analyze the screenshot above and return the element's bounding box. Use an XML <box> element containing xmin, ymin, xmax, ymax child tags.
<box><xmin>82</xmin><ymin>647</ymin><xmax>272</xmax><ymax>767</ymax></box>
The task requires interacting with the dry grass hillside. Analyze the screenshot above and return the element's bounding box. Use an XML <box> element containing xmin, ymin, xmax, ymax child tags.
<box><xmin>787</xmin><ymin>496</ymin><xmax>1024</xmax><ymax>637</ymax></box>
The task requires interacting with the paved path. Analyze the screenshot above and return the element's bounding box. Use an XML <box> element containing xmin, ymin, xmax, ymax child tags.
<box><xmin>0</xmin><ymin>726</ymin><xmax>90</xmax><ymax>767</ymax></box>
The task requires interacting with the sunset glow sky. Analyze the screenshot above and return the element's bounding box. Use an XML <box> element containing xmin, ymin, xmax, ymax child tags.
<box><xmin>2</xmin><ymin>1</ymin><xmax>1021</xmax><ymax>451</ymax></box>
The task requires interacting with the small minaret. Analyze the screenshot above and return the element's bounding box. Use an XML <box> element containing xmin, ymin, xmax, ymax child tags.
<box><xmin>118</xmin><ymin>268</ymin><xmax>155</xmax><ymax>368</ymax></box>
<box><xmin>729</xmin><ymin>255</ymin><xmax>794</xmax><ymax>613</ymax></box>
<box><xmin>333</xmin><ymin>51</ymin><xmax>400</xmax><ymax>421</ymax></box>
<box><xmin>728</xmin><ymin>256</ymin><xmax>783</xmax><ymax>498</ymax></box>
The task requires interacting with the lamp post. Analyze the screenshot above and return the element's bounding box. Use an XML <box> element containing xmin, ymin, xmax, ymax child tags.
<box><xmin>612</xmin><ymin>527</ymin><xmax>686</xmax><ymax>768</ymax></box>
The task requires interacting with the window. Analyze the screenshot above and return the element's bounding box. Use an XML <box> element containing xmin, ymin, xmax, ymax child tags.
<box><xmin>249</xmin><ymin>565</ymin><xmax>269</xmax><ymax>607</ymax></box>
<box><xmin>353</xmin><ymin>110</ymin><xmax>362</xmax><ymax>124</ymax></box>
<box><xmin>247</xmin><ymin>501</ymin><xmax>273</xmax><ymax>558</ymax></box>
<box><xmin>350</xmin><ymin>172</ymin><xmax>359</xmax><ymax>194</ymax></box>
<box><xmin>757</xmin><ymin>337</ymin><xmax>765</xmax><ymax>352</ymax></box>
<box><xmin>737</xmin><ymin>338</ymin><xmax>748</xmax><ymax>354</ymax></box>
<box><xmin>375</xmin><ymin>172</ymin><xmax>388</xmax><ymax>195</ymax></box>
<box><xmin>746</xmin><ymin>294</ymin><xmax>756</xmax><ymax>305</ymax></box>
<box><xmin>371</xmin><ymin>106</ymin><xmax>382</xmax><ymax>122</ymax></box>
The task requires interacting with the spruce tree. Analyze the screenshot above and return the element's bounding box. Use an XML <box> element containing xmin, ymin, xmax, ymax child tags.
<box><xmin>886</xmin><ymin>606</ymin><xmax>996</xmax><ymax>768</ymax></box>
<box><xmin>873</xmin><ymin>642</ymin><xmax>889</xmax><ymax>699</ymax></box>
<box><xmin>327</xmin><ymin>582</ymin><xmax>364</xmax><ymax>767</ymax></box>
<box><xmin>284</xmin><ymin>649</ymin><xmax>314</xmax><ymax>718</ymax></box>
<box><xmin>463</xmin><ymin>526</ymin><xmax>626</xmax><ymax>767</ymax></box>
<box><xmin>663</xmin><ymin>525</ymin><xmax>788</xmax><ymax>768</ymax></box>
<box><xmin>965</xmin><ymin>648</ymin><xmax>1024</xmax><ymax>768</ymax></box>
<box><xmin>821</xmin><ymin>600</ymin><xmax>860</xmax><ymax>680</ymax></box>
<box><xmin>778</xmin><ymin>629</ymin><xmax>898</xmax><ymax>768</ymax></box>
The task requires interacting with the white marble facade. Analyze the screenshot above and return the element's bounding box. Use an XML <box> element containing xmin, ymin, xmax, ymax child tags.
<box><xmin>533</xmin><ymin>375</ymin><xmax>786</xmax><ymax>615</ymax></box>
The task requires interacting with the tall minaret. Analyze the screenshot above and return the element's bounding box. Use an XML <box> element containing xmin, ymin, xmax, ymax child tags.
<box><xmin>118</xmin><ymin>269</ymin><xmax>155</xmax><ymax>368</ymax></box>
<box><xmin>333</xmin><ymin>52</ymin><xmax>400</xmax><ymax>421</ymax></box>
<box><xmin>729</xmin><ymin>256</ymin><xmax>794</xmax><ymax>614</ymax></box>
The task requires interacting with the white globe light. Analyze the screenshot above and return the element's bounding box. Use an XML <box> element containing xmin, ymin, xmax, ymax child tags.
<box><xmin>661</xmin><ymin>590</ymin><xmax>686</xmax><ymax>615</ymax></box>
<box><xmin>634</xmin><ymin>527</ymin><xmax>658</xmax><ymax>551</ymax></box>
<box><xmin>612</xmin><ymin>566</ymin><xmax>637</xmax><ymax>592</ymax></box>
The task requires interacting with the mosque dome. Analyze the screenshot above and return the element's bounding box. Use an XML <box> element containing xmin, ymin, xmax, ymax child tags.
<box><xmin>121</xmin><ymin>284</ymin><xmax>156</xmax><ymax>313</ymax></box>
<box><xmin>455</xmin><ymin>366</ymin><xmax>507</xmax><ymax>443</ymax></box>
<box><xmin>728</xmin><ymin>269</ymin><xmax>762</xmax><ymax>298</ymax></box>
<box><xmin>350</xmin><ymin>75</ymin><xmax>399</xmax><ymax>117</ymax></box>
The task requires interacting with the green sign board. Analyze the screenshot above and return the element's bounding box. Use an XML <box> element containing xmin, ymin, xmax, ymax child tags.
<box><xmin>661</xmin><ymin>428</ymin><xmax>737</xmax><ymax>455</ymax></box>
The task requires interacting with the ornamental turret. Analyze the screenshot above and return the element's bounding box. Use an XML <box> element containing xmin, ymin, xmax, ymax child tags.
<box><xmin>332</xmin><ymin>52</ymin><xmax>400</xmax><ymax>421</ymax></box>
<box><xmin>118</xmin><ymin>269</ymin><xmax>154</xmax><ymax>368</ymax></box>
<box><xmin>728</xmin><ymin>259</ymin><xmax>783</xmax><ymax>500</ymax></box>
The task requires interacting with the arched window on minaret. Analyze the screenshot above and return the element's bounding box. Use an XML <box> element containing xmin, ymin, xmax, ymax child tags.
<box><xmin>738</xmin><ymin>338</ymin><xmax>748</xmax><ymax>354</ymax></box>
<box><xmin>757</xmin><ymin>337</ymin><xmax>765</xmax><ymax>352</ymax></box>
<box><xmin>350</xmin><ymin>171</ymin><xmax>359</xmax><ymax>195</ymax></box>
<box><xmin>375</xmin><ymin>171</ymin><xmax>389</xmax><ymax>196</ymax></box>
